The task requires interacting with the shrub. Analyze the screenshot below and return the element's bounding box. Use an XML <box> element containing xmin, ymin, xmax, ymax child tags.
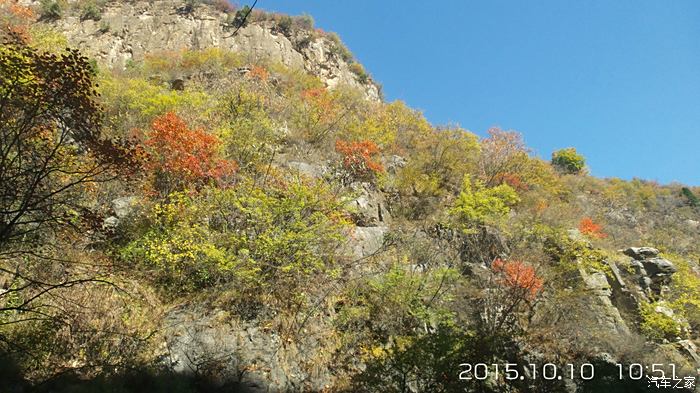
<box><xmin>293</xmin><ymin>13</ymin><xmax>314</xmax><ymax>30</ymax></box>
<box><xmin>39</xmin><ymin>0</ymin><xmax>63</xmax><ymax>20</ymax></box>
<box><xmin>98</xmin><ymin>20</ymin><xmax>110</xmax><ymax>33</ymax></box>
<box><xmin>326</xmin><ymin>32</ymin><xmax>353</xmax><ymax>62</ymax></box>
<box><xmin>144</xmin><ymin>112</ymin><xmax>237</xmax><ymax>195</ymax></box>
<box><xmin>121</xmin><ymin>179</ymin><xmax>349</xmax><ymax>306</ymax></box>
<box><xmin>665</xmin><ymin>254</ymin><xmax>700</xmax><ymax>332</ymax></box>
<box><xmin>551</xmin><ymin>147</ymin><xmax>585</xmax><ymax>174</ymax></box>
<box><xmin>335</xmin><ymin>139</ymin><xmax>384</xmax><ymax>183</ymax></box>
<box><xmin>79</xmin><ymin>0</ymin><xmax>104</xmax><ymax>21</ymax></box>
<box><xmin>291</xmin><ymin>87</ymin><xmax>346</xmax><ymax>145</ymax></box>
<box><xmin>578</xmin><ymin>217</ymin><xmax>607</xmax><ymax>239</ymax></box>
<box><xmin>349</xmin><ymin>62</ymin><xmax>369</xmax><ymax>84</ymax></box>
<box><xmin>98</xmin><ymin>75</ymin><xmax>214</xmax><ymax>133</ymax></box>
<box><xmin>449</xmin><ymin>177</ymin><xmax>520</xmax><ymax>231</ymax></box>
<box><xmin>219</xmin><ymin>90</ymin><xmax>279</xmax><ymax>173</ymax></box>
<box><xmin>639</xmin><ymin>301</ymin><xmax>686</xmax><ymax>341</ymax></box>
<box><xmin>208</xmin><ymin>0</ymin><xmax>235</xmax><ymax>13</ymax></box>
<box><xmin>0</xmin><ymin>0</ymin><xmax>34</xmax><ymax>41</ymax></box>
<box><xmin>231</xmin><ymin>5</ymin><xmax>252</xmax><ymax>28</ymax></box>
<box><xmin>681</xmin><ymin>187</ymin><xmax>699</xmax><ymax>207</ymax></box>
<box><xmin>491</xmin><ymin>258</ymin><xmax>543</xmax><ymax>301</ymax></box>
<box><xmin>478</xmin><ymin>128</ymin><xmax>530</xmax><ymax>187</ymax></box>
<box><xmin>276</xmin><ymin>14</ymin><xmax>293</xmax><ymax>35</ymax></box>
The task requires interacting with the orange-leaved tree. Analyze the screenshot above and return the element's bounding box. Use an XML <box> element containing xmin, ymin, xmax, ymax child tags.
<box><xmin>492</xmin><ymin>258</ymin><xmax>544</xmax><ymax>301</ymax></box>
<box><xmin>0</xmin><ymin>0</ymin><xmax>34</xmax><ymax>41</ymax></box>
<box><xmin>144</xmin><ymin>112</ymin><xmax>237</xmax><ymax>195</ymax></box>
<box><xmin>578</xmin><ymin>217</ymin><xmax>607</xmax><ymax>239</ymax></box>
<box><xmin>335</xmin><ymin>139</ymin><xmax>384</xmax><ymax>183</ymax></box>
<box><xmin>482</xmin><ymin>258</ymin><xmax>544</xmax><ymax>334</ymax></box>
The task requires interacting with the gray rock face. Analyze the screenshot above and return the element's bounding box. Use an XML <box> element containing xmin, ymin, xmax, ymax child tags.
<box><xmin>622</xmin><ymin>247</ymin><xmax>660</xmax><ymax>260</ymax></box>
<box><xmin>579</xmin><ymin>268</ymin><xmax>630</xmax><ymax>336</ymax></box>
<box><xmin>385</xmin><ymin>155</ymin><xmax>407</xmax><ymax>174</ymax></box>
<box><xmin>102</xmin><ymin>215</ymin><xmax>120</xmax><ymax>229</ymax></box>
<box><xmin>348</xmin><ymin>182</ymin><xmax>390</xmax><ymax>226</ymax></box>
<box><xmin>349</xmin><ymin>226</ymin><xmax>387</xmax><ymax>259</ymax></box>
<box><xmin>30</xmin><ymin>0</ymin><xmax>380</xmax><ymax>101</ymax></box>
<box><xmin>162</xmin><ymin>307</ymin><xmax>334</xmax><ymax>392</ymax></box>
<box><xmin>641</xmin><ymin>257</ymin><xmax>678</xmax><ymax>276</ymax></box>
<box><xmin>286</xmin><ymin>161</ymin><xmax>327</xmax><ymax>179</ymax></box>
<box><xmin>111</xmin><ymin>196</ymin><xmax>139</xmax><ymax>219</ymax></box>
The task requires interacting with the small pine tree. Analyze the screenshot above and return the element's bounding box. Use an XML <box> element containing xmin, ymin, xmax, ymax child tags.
<box><xmin>681</xmin><ymin>187</ymin><xmax>699</xmax><ymax>207</ymax></box>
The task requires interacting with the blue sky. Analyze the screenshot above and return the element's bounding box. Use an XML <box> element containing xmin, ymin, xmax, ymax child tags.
<box><xmin>254</xmin><ymin>1</ymin><xmax>700</xmax><ymax>185</ymax></box>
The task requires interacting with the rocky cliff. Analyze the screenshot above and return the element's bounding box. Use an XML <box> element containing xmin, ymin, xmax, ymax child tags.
<box><xmin>23</xmin><ymin>0</ymin><xmax>381</xmax><ymax>100</ymax></box>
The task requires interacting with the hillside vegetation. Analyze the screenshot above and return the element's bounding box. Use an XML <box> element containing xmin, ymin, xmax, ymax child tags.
<box><xmin>1</xmin><ymin>1</ymin><xmax>699</xmax><ymax>392</ymax></box>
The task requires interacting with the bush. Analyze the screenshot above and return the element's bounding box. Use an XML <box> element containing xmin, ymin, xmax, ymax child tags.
<box><xmin>79</xmin><ymin>0</ymin><xmax>104</xmax><ymax>21</ymax></box>
<box><xmin>349</xmin><ymin>62</ymin><xmax>369</xmax><ymax>84</ymax></box>
<box><xmin>478</xmin><ymin>128</ymin><xmax>530</xmax><ymax>187</ymax></box>
<box><xmin>219</xmin><ymin>90</ymin><xmax>279</xmax><ymax>173</ymax></box>
<box><xmin>276</xmin><ymin>14</ymin><xmax>293</xmax><ymax>35</ymax></box>
<box><xmin>231</xmin><ymin>5</ymin><xmax>252</xmax><ymax>28</ymax></box>
<box><xmin>121</xmin><ymin>179</ymin><xmax>350</xmax><ymax>306</ymax></box>
<box><xmin>39</xmin><ymin>0</ymin><xmax>64</xmax><ymax>20</ymax></box>
<box><xmin>578</xmin><ymin>217</ymin><xmax>607</xmax><ymax>239</ymax></box>
<box><xmin>639</xmin><ymin>301</ymin><xmax>686</xmax><ymax>341</ymax></box>
<box><xmin>293</xmin><ymin>13</ymin><xmax>314</xmax><ymax>30</ymax></box>
<box><xmin>208</xmin><ymin>0</ymin><xmax>235</xmax><ymax>13</ymax></box>
<box><xmin>335</xmin><ymin>139</ymin><xmax>384</xmax><ymax>183</ymax></box>
<box><xmin>551</xmin><ymin>147</ymin><xmax>585</xmax><ymax>174</ymax></box>
<box><xmin>449</xmin><ymin>177</ymin><xmax>520</xmax><ymax>231</ymax></box>
<box><xmin>681</xmin><ymin>187</ymin><xmax>699</xmax><ymax>207</ymax></box>
<box><xmin>326</xmin><ymin>32</ymin><xmax>353</xmax><ymax>62</ymax></box>
<box><xmin>144</xmin><ymin>112</ymin><xmax>237</xmax><ymax>195</ymax></box>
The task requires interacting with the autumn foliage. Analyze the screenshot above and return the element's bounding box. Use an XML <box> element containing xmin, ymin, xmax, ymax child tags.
<box><xmin>335</xmin><ymin>139</ymin><xmax>384</xmax><ymax>182</ymax></box>
<box><xmin>0</xmin><ymin>0</ymin><xmax>34</xmax><ymax>41</ymax></box>
<box><xmin>247</xmin><ymin>65</ymin><xmax>269</xmax><ymax>81</ymax></box>
<box><xmin>144</xmin><ymin>112</ymin><xmax>237</xmax><ymax>194</ymax></box>
<box><xmin>493</xmin><ymin>172</ymin><xmax>529</xmax><ymax>192</ymax></box>
<box><xmin>492</xmin><ymin>258</ymin><xmax>543</xmax><ymax>301</ymax></box>
<box><xmin>578</xmin><ymin>217</ymin><xmax>607</xmax><ymax>239</ymax></box>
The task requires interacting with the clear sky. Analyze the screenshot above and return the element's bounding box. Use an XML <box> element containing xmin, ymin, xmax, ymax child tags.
<box><xmin>254</xmin><ymin>0</ymin><xmax>700</xmax><ymax>185</ymax></box>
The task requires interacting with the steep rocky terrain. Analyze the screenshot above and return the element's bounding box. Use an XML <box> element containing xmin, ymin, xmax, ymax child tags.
<box><xmin>19</xmin><ymin>0</ymin><xmax>381</xmax><ymax>100</ymax></box>
<box><xmin>1</xmin><ymin>1</ymin><xmax>699</xmax><ymax>392</ymax></box>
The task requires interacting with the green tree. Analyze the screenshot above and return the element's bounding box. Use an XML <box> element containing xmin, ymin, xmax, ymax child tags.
<box><xmin>551</xmin><ymin>147</ymin><xmax>585</xmax><ymax>174</ymax></box>
<box><xmin>449</xmin><ymin>177</ymin><xmax>520</xmax><ymax>232</ymax></box>
<box><xmin>0</xmin><ymin>41</ymin><xmax>132</xmax><ymax>252</ymax></box>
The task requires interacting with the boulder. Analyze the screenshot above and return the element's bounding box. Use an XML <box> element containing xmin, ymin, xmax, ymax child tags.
<box><xmin>286</xmin><ymin>161</ymin><xmax>327</xmax><ymax>179</ymax></box>
<box><xmin>385</xmin><ymin>155</ymin><xmax>407</xmax><ymax>174</ymax></box>
<box><xmin>349</xmin><ymin>226</ymin><xmax>387</xmax><ymax>259</ymax></box>
<box><xmin>169</xmin><ymin>78</ymin><xmax>185</xmax><ymax>91</ymax></box>
<box><xmin>583</xmin><ymin>271</ymin><xmax>612</xmax><ymax>296</ymax></box>
<box><xmin>111</xmin><ymin>196</ymin><xmax>139</xmax><ymax>219</ymax></box>
<box><xmin>102</xmin><ymin>216</ymin><xmax>119</xmax><ymax>229</ymax></box>
<box><xmin>622</xmin><ymin>247</ymin><xmax>660</xmax><ymax>260</ymax></box>
<box><xmin>347</xmin><ymin>182</ymin><xmax>390</xmax><ymax>226</ymax></box>
<box><xmin>641</xmin><ymin>257</ymin><xmax>678</xmax><ymax>276</ymax></box>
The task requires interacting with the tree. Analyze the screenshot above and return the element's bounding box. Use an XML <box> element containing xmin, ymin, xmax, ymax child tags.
<box><xmin>578</xmin><ymin>217</ymin><xmax>607</xmax><ymax>239</ymax></box>
<box><xmin>0</xmin><ymin>40</ymin><xmax>133</xmax><ymax>253</ymax></box>
<box><xmin>143</xmin><ymin>112</ymin><xmax>237</xmax><ymax>195</ymax></box>
<box><xmin>481</xmin><ymin>258</ymin><xmax>543</xmax><ymax>335</ymax></box>
<box><xmin>551</xmin><ymin>147</ymin><xmax>585</xmax><ymax>174</ymax></box>
<box><xmin>449</xmin><ymin>177</ymin><xmax>520</xmax><ymax>232</ymax></box>
<box><xmin>478</xmin><ymin>128</ymin><xmax>530</xmax><ymax>187</ymax></box>
<box><xmin>335</xmin><ymin>139</ymin><xmax>384</xmax><ymax>183</ymax></box>
<box><xmin>0</xmin><ymin>39</ymin><xmax>136</xmax><ymax>357</ymax></box>
<box><xmin>0</xmin><ymin>0</ymin><xmax>34</xmax><ymax>41</ymax></box>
